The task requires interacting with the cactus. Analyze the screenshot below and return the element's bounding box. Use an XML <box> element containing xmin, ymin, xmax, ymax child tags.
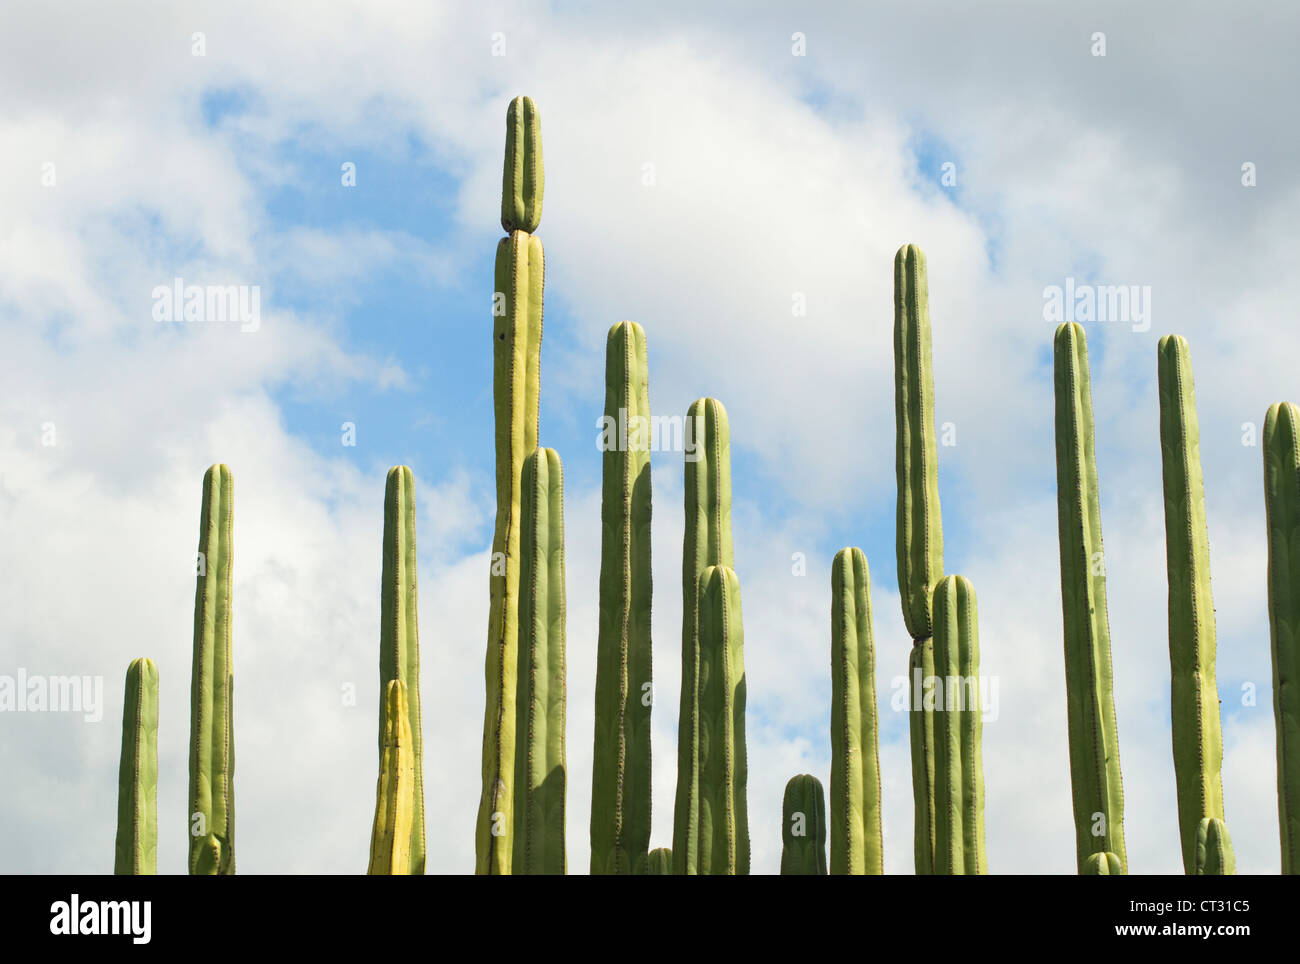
<box><xmin>829</xmin><ymin>548</ymin><xmax>883</xmax><ymax>875</ymax></box>
<box><xmin>1264</xmin><ymin>401</ymin><xmax>1300</xmax><ymax>874</ymax></box>
<box><xmin>673</xmin><ymin>397</ymin><xmax>733</xmax><ymax>874</ymax></box>
<box><xmin>1081</xmin><ymin>851</ymin><xmax>1123</xmax><ymax>875</ymax></box>
<box><xmin>591</xmin><ymin>322</ymin><xmax>653</xmax><ymax>875</ymax></box>
<box><xmin>1194</xmin><ymin>817</ymin><xmax>1235</xmax><ymax>875</ymax></box>
<box><xmin>646</xmin><ymin>847</ymin><xmax>673</xmax><ymax>875</ymax></box>
<box><xmin>931</xmin><ymin>575</ymin><xmax>987</xmax><ymax>875</ymax></box>
<box><xmin>1157</xmin><ymin>336</ymin><xmax>1231</xmax><ymax>874</ymax></box>
<box><xmin>513</xmin><ymin>448</ymin><xmax>568</xmax><ymax>875</ymax></box>
<box><xmin>781</xmin><ymin>774</ymin><xmax>828</xmax><ymax>875</ymax></box>
<box><xmin>188</xmin><ymin>463</ymin><xmax>235</xmax><ymax>875</ymax></box>
<box><xmin>477</xmin><ymin>95</ymin><xmax>545</xmax><ymax>875</ymax></box>
<box><xmin>379</xmin><ymin>466</ymin><xmax>425</xmax><ymax>874</ymax></box>
<box><xmin>114</xmin><ymin>657</ymin><xmax>158</xmax><ymax>875</ymax></box>
<box><xmin>691</xmin><ymin>565</ymin><xmax>749</xmax><ymax>875</ymax></box>
<box><xmin>368</xmin><ymin>680</ymin><xmax>415</xmax><ymax>875</ymax></box>
<box><xmin>893</xmin><ymin>243</ymin><xmax>944</xmax><ymax>874</ymax></box>
<box><xmin>1054</xmin><ymin>323</ymin><xmax>1127</xmax><ymax>874</ymax></box>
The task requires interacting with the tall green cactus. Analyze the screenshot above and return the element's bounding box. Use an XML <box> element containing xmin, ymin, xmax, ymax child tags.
<box><xmin>1157</xmin><ymin>336</ymin><xmax>1230</xmax><ymax>874</ymax></box>
<box><xmin>591</xmin><ymin>322</ymin><xmax>653</xmax><ymax>875</ymax></box>
<box><xmin>188</xmin><ymin>463</ymin><xmax>235</xmax><ymax>875</ymax></box>
<box><xmin>829</xmin><ymin>548</ymin><xmax>883</xmax><ymax>875</ymax></box>
<box><xmin>513</xmin><ymin>448</ymin><xmax>567</xmax><ymax>875</ymax></box>
<box><xmin>931</xmin><ymin>575</ymin><xmax>987</xmax><ymax>875</ymax></box>
<box><xmin>673</xmin><ymin>397</ymin><xmax>733</xmax><ymax>874</ymax></box>
<box><xmin>893</xmin><ymin>243</ymin><xmax>944</xmax><ymax>874</ymax></box>
<box><xmin>380</xmin><ymin>466</ymin><xmax>424</xmax><ymax>874</ymax></box>
<box><xmin>781</xmin><ymin>774</ymin><xmax>828</xmax><ymax>875</ymax></box>
<box><xmin>693</xmin><ymin>565</ymin><xmax>749</xmax><ymax>875</ymax></box>
<box><xmin>478</xmin><ymin>95</ymin><xmax>545</xmax><ymax>875</ymax></box>
<box><xmin>114</xmin><ymin>657</ymin><xmax>158</xmax><ymax>875</ymax></box>
<box><xmin>1264</xmin><ymin>401</ymin><xmax>1300</xmax><ymax>874</ymax></box>
<box><xmin>1053</xmin><ymin>322</ymin><xmax>1126</xmax><ymax>874</ymax></box>
<box><xmin>368</xmin><ymin>680</ymin><xmax>414</xmax><ymax>875</ymax></box>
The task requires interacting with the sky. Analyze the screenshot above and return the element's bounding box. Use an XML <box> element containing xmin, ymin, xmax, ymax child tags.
<box><xmin>1</xmin><ymin>0</ymin><xmax>1298</xmax><ymax>874</ymax></box>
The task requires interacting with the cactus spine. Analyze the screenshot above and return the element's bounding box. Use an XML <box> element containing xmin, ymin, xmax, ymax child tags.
<box><xmin>477</xmin><ymin>95</ymin><xmax>545</xmax><ymax>875</ymax></box>
<box><xmin>829</xmin><ymin>548</ymin><xmax>883</xmax><ymax>874</ymax></box>
<box><xmin>591</xmin><ymin>322</ymin><xmax>653</xmax><ymax>874</ymax></box>
<box><xmin>693</xmin><ymin>565</ymin><xmax>749</xmax><ymax>874</ymax></box>
<box><xmin>513</xmin><ymin>448</ymin><xmax>567</xmax><ymax>875</ymax></box>
<box><xmin>781</xmin><ymin>774</ymin><xmax>828</xmax><ymax>875</ymax></box>
<box><xmin>368</xmin><ymin>680</ymin><xmax>415</xmax><ymax>875</ymax></box>
<box><xmin>380</xmin><ymin>466</ymin><xmax>425</xmax><ymax>874</ymax></box>
<box><xmin>188</xmin><ymin>463</ymin><xmax>235</xmax><ymax>875</ymax></box>
<box><xmin>673</xmin><ymin>397</ymin><xmax>734</xmax><ymax>874</ymax></box>
<box><xmin>1264</xmin><ymin>401</ymin><xmax>1300</xmax><ymax>873</ymax></box>
<box><xmin>1157</xmin><ymin>336</ymin><xmax>1231</xmax><ymax>874</ymax></box>
<box><xmin>114</xmin><ymin>657</ymin><xmax>158</xmax><ymax>875</ymax></box>
<box><xmin>1053</xmin><ymin>322</ymin><xmax>1127</xmax><ymax>874</ymax></box>
<box><xmin>931</xmin><ymin>575</ymin><xmax>987</xmax><ymax>874</ymax></box>
<box><xmin>893</xmin><ymin>243</ymin><xmax>943</xmax><ymax>873</ymax></box>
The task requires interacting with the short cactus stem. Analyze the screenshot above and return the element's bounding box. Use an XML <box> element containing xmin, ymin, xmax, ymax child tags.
<box><xmin>781</xmin><ymin>774</ymin><xmax>828</xmax><ymax>875</ymax></box>
<box><xmin>646</xmin><ymin>847</ymin><xmax>673</xmax><ymax>875</ymax></box>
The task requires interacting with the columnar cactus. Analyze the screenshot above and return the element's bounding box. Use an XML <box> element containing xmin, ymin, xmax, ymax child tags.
<box><xmin>513</xmin><ymin>448</ymin><xmax>568</xmax><ymax>875</ymax></box>
<box><xmin>380</xmin><ymin>466</ymin><xmax>425</xmax><ymax>874</ymax></box>
<box><xmin>829</xmin><ymin>548</ymin><xmax>883</xmax><ymax>875</ymax></box>
<box><xmin>1263</xmin><ymin>401</ymin><xmax>1300</xmax><ymax>874</ymax></box>
<box><xmin>114</xmin><ymin>657</ymin><xmax>158</xmax><ymax>875</ymax></box>
<box><xmin>368</xmin><ymin>680</ymin><xmax>415</xmax><ymax>875</ymax></box>
<box><xmin>591</xmin><ymin>322</ymin><xmax>653</xmax><ymax>875</ymax></box>
<box><xmin>693</xmin><ymin>565</ymin><xmax>749</xmax><ymax>875</ymax></box>
<box><xmin>781</xmin><ymin>774</ymin><xmax>828</xmax><ymax>875</ymax></box>
<box><xmin>893</xmin><ymin>243</ymin><xmax>944</xmax><ymax>874</ymax></box>
<box><xmin>477</xmin><ymin>95</ymin><xmax>545</xmax><ymax>875</ymax></box>
<box><xmin>673</xmin><ymin>397</ymin><xmax>733</xmax><ymax>874</ymax></box>
<box><xmin>1195</xmin><ymin>817</ymin><xmax>1236</xmax><ymax>875</ymax></box>
<box><xmin>1053</xmin><ymin>323</ymin><xmax>1127</xmax><ymax>874</ymax></box>
<box><xmin>188</xmin><ymin>463</ymin><xmax>235</xmax><ymax>875</ymax></box>
<box><xmin>931</xmin><ymin>575</ymin><xmax>987</xmax><ymax>875</ymax></box>
<box><xmin>646</xmin><ymin>847</ymin><xmax>673</xmax><ymax>875</ymax></box>
<box><xmin>1157</xmin><ymin>336</ymin><xmax>1231</xmax><ymax>874</ymax></box>
<box><xmin>1082</xmin><ymin>851</ymin><xmax>1123</xmax><ymax>875</ymax></box>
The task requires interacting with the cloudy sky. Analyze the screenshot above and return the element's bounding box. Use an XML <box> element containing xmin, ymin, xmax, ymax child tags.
<box><xmin>2</xmin><ymin>0</ymin><xmax>1297</xmax><ymax>874</ymax></box>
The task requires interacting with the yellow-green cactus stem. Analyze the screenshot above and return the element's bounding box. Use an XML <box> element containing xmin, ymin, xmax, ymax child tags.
<box><xmin>592</xmin><ymin>321</ymin><xmax>653</xmax><ymax>875</ymax></box>
<box><xmin>114</xmin><ymin>657</ymin><xmax>158</xmax><ymax>875</ymax></box>
<box><xmin>380</xmin><ymin>466</ymin><xmax>425</xmax><ymax>873</ymax></box>
<box><xmin>1264</xmin><ymin>401</ymin><xmax>1300</xmax><ymax>873</ymax></box>
<box><xmin>894</xmin><ymin>244</ymin><xmax>944</xmax><ymax>874</ymax></box>
<box><xmin>368</xmin><ymin>680</ymin><xmax>414</xmax><ymax>875</ymax></box>
<box><xmin>1194</xmin><ymin>817</ymin><xmax>1235</xmax><ymax>875</ymax></box>
<box><xmin>931</xmin><ymin>575</ymin><xmax>987</xmax><ymax>875</ymax></box>
<box><xmin>188</xmin><ymin>463</ymin><xmax>235</xmax><ymax>875</ymax></box>
<box><xmin>1082</xmin><ymin>851</ymin><xmax>1122</xmax><ymax>875</ymax></box>
<box><xmin>781</xmin><ymin>774</ymin><xmax>828</xmax><ymax>875</ymax></box>
<box><xmin>646</xmin><ymin>847</ymin><xmax>673</xmax><ymax>875</ymax></box>
<box><xmin>1157</xmin><ymin>336</ymin><xmax>1229</xmax><ymax>874</ymax></box>
<box><xmin>501</xmin><ymin>95</ymin><xmax>543</xmax><ymax>234</ymax></box>
<box><xmin>672</xmin><ymin>398</ymin><xmax>733</xmax><ymax>874</ymax></box>
<box><xmin>1054</xmin><ymin>323</ymin><xmax>1127</xmax><ymax>874</ymax></box>
<box><xmin>513</xmin><ymin>448</ymin><xmax>567</xmax><ymax>875</ymax></box>
<box><xmin>693</xmin><ymin>565</ymin><xmax>749</xmax><ymax>875</ymax></box>
<box><xmin>477</xmin><ymin>96</ymin><xmax>545</xmax><ymax>875</ymax></box>
<box><xmin>829</xmin><ymin>548</ymin><xmax>883</xmax><ymax>875</ymax></box>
